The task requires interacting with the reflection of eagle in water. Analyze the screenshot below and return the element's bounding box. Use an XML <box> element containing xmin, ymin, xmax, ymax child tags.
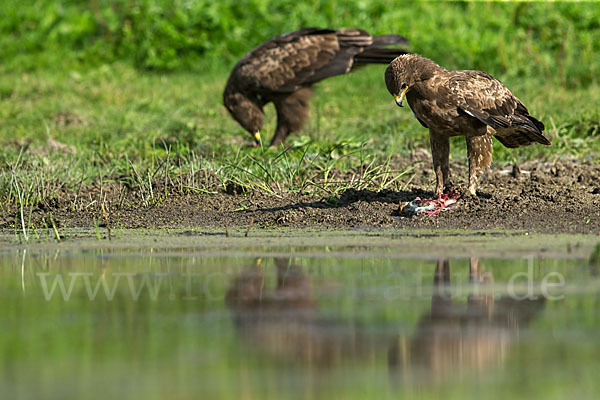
<box><xmin>385</xmin><ymin>54</ymin><xmax>551</xmax><ymax>195</ymax></box>
<box><xmin>225</xmin><ymin>258</ymin><xmax>376</xmax><ymax>366</ymax></box>
<box><xmin>224</xmin><ymin>28</ymin><xmax>409</xmax><ymax>146</ymax></box>
<box><xmin>388</xmin><ymin>259</ymin><xmax>546</xmax><ymax>381</ymax></box>
<box><xmin>226</xmin><ymin>257</ymin><xmax>546</xmax><ymax>379</ymax></box>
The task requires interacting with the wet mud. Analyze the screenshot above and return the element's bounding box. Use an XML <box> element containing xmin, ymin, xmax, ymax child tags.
<box><xmin>2</xmin><ymin>157</ymin><xmax>599</xmax><ymax>234</ymax></box>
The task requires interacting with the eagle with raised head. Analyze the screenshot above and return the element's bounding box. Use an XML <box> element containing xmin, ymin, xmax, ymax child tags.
<box><xmin>224</xmin><ymin>28</ymin><xmax>409</xmax><ymax>146</ymax></box>
<box><xmin>385</xmin><ymin>54</ymin><xmax>551</xmax><ymax>196</ymax></box>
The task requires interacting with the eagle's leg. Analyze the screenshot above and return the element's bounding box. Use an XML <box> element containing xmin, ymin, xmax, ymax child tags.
<box><xmin>465</xmin><ymin>133</ymin><xmax>493</xmax><ymax>196</ymax></box>
<box><xmin>429</xmin><ymin>131</ymin><xmax>451</xmax><ymax>195</ymax></box>
<box><xmin>270</xmin><ymin>88</ymin><xmax>312</xmax><ymax>146</ymax></box>
<box><xmin>270</xmin><ymin>123</ymin><xmax>289</xmax><ymax>147</ymax></box>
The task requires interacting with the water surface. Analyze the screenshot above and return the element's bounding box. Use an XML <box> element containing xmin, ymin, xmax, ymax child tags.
<box><xmin>1</xmin><ymin>231</ymin><xmax>599</xmax><ymax>399</ymax></box>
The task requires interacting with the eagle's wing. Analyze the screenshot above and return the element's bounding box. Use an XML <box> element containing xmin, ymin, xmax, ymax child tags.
<box><xmin>233</xmin><ymin>28</ymin><xmax>374</xmax><ymax>93</ymax></box>
<box><xmin>446</xmin><ymin>71</ymin><xmax>550</xmax><ymax>148</ymax></box>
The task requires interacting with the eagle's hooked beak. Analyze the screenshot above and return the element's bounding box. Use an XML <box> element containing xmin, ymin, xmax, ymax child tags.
<box><xmin>394</xmin><ymin>86</ymin><xmax>409</xmax><ymax>107</ymax></box>
<box><xmin>253</xmin><ymin>131</ymin><xmax>261</xmax><ymax>146</ymax></box>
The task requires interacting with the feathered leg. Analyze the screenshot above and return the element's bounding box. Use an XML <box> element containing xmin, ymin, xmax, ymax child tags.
<box><xmin>271</xmin><ymin>88</ymin><xmax>312</xmax><ymax>146</ymax></box>
<box><xmin>429</xmin><ymin>131</ymin><xmax>451</xmax><ymax>194</ymax></box>
<box><xmin>465</xmin><ymin>133</ymin><xmax>493</xmax><ymax>196</ymax></box>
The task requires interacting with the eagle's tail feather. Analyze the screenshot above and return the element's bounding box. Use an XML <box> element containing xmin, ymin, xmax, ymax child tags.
<box><xmin>371</xmin><ymin>34</ymin><xmax>410</xmax><ymax>47</ymax></box>
<box><xmin>465</xmin><ymin>105</ymin><xmax>551</xmax><ymax>148</ymax></box>
<box><xmin>494</xmin><ymin>133</ymin><xmax>531</xmax><ymax>148</ymax></box>
<box><xmin>512</xmin><ymin>114</ymin><xmax>551</xmax><ymax>146</ymax></box>
<box><xmin>354</xmin><ymin>48</ymin><xmax>409</xmax><ymax>65</ymax></box>
<box><xmin>495</xmin><ymin>127</ymin><xmax>551</xmax><ymax>149</ymax></box>
<box><xmin>526</xmin><ymin>115</ymin><xmax>545</xmax><ymax>132</ymax></box>
<box><xmin>524</xmin><ymin>129</ymin><xmax>552</xmax><ymax>146</ymax></box>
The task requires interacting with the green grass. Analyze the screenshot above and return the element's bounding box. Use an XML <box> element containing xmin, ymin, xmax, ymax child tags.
<box><xmin>1</xmin><ymin>1</ymin><xmax>599</xmax><ymax>211</ymax></box>
<box><xmin>1</xmin><ymin>61</ymin><xmax>599</xmax><ymax>210</ymax></box>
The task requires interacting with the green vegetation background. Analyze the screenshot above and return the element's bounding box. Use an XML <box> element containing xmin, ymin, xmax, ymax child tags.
<box><xmin>3</xmin><ymin>0</ymin><xmax>599</xmax><ymax>82</ymax></box>
<box><xmin>1</xmin><ymin>0</ymin><xmax>599</xmax><ymax>205</ymax></box>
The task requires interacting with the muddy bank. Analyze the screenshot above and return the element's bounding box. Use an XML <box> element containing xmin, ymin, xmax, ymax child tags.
<box><xmin>2</xmin><ymin>157</ymin><xmax>599</xmax><ymax>234</ymax></box>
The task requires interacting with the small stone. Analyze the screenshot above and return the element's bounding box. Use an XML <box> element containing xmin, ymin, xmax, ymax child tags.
<box><xmin>511</xmin><ymin>163</ymin><xmax>521</xmax><ymax>178</ymax></box>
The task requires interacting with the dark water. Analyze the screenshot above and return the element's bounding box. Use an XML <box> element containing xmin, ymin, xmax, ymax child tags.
<box><xmin>1</xmin><ymin>241</ymin><xmax>600</xmax><ymax>399</ymax></box>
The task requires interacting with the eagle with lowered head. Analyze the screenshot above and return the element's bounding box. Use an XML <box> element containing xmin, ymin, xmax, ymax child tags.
<box><xmin>385</xmin><ymin>54</ymin><xmax>551</xmax><ymax>196</ymax></box>
<box><xmin>224</xmin><ymin>28</ymin><xmax>409</xmax><ymax>146</ymax></box>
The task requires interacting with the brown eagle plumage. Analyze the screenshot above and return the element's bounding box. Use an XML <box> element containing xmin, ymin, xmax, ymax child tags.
<box><xmin>224</xmin><ymin>27</ymin><xmax>409</xmax><ymax>146</ymax></box>
<box><xmin>385</xmin><ymin>54</ymin><xmax>551</xmax><ymax>195</ymax></box>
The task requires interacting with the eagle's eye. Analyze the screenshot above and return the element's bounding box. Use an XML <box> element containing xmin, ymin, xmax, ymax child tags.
<box><xmin>401</xmin><ymin>83</ymin><xmax>408</xmax><ymax>90</ymax></box>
